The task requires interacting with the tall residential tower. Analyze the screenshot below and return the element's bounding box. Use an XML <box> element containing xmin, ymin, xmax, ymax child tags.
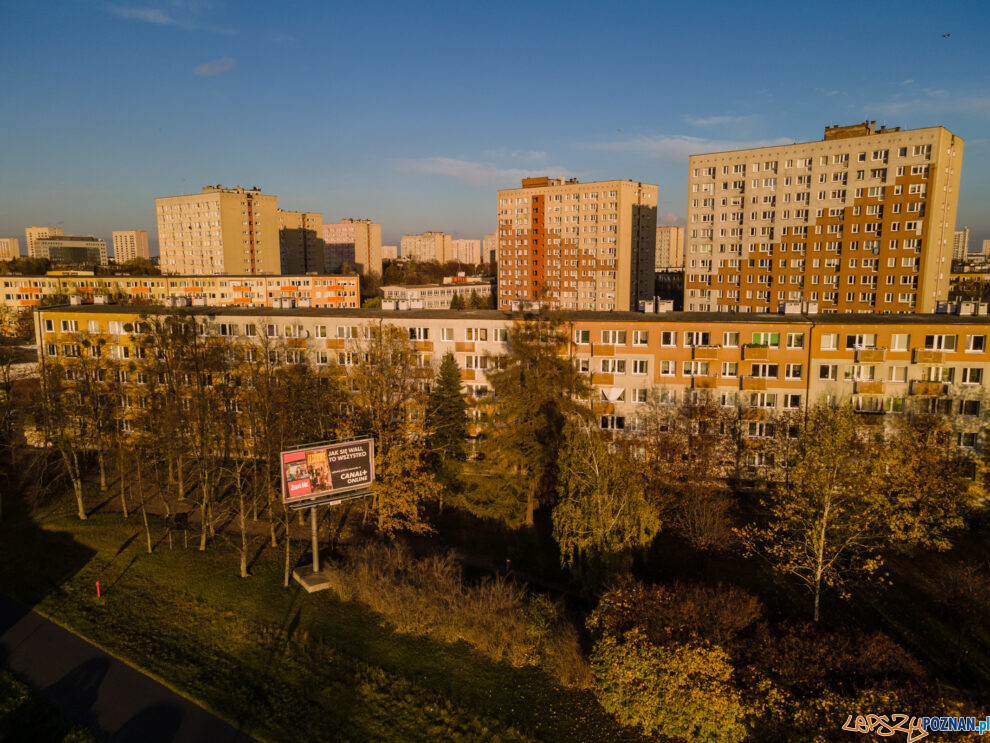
<box><xmin>112</xmin><ymin>230</ymin><xmax>150</xmax><ymax>262</ymax></box>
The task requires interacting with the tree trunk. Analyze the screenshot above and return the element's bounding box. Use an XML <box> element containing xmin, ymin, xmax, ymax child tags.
<box><xmin>199</xmin><ymin>493</ymin><xmax>208</xmax><ymax>551</ymax></box>
<box><xmin>98</xmin><ymin>450</ymin><xmax>107</xmax><ymax>491</ymax></box>
<box><xmin>525</xmin><ymin>489</ymin><xmax>535</xmax><ymax>527</ymax></box>
<box><xmin>813</xmin><ymin>576</ymin><xmax>821</xmax><ymax>622</ymax></box>
<box><xmin>176</xmin><ymin>453</ymin><xmax>185</xmax><ymax>501</ymax></box>
<box><xmin>283</xmin><ymin>519</ymin><xmax>291</xmax><ymax>588</ymax></box>
<box><xmin>118</xmin><ymin>447</ymin><xmax>128</xmax><ymax>519</ymax></box>
<box><xmin>141</xmin><ymin>501</ymin><xmax>152</xmax><ymax>554</ymax></box>
<box><xmin>67</xmin><ymin>449</ymin><xmax>86</xmax><ymax>520</ymax></box>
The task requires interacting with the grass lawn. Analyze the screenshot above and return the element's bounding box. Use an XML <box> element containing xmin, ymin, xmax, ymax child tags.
<box><xmin>0</xmin><ymin>666</ymin><xmax>96</xmax><ymax>742</ymax></box>
<box><xmin>0</xmin><ymin>503</ymin><xmax>643</xmax><ymax>743</ymax></box>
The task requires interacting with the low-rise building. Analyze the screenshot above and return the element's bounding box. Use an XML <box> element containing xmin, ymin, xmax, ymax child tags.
<box><xmin>380</xmin><ymin>279</ymin><xmax>493</xmax><ymax>309</ymax></box>
<box><xmin>35</xmin><ymin>236</ymin><xmax>108</xmax><ymax>265</ymax></box>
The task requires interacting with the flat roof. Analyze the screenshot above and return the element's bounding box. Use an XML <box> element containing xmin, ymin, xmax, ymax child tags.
<box><xmin>6</xmin><ymin>273</ymin><xmax>359</xmax><ymax>280</ymax></box>
<box><xmin>35</xmin><ymin>304</ymin><xmax>990</xmax><ymax>325</ymax></box>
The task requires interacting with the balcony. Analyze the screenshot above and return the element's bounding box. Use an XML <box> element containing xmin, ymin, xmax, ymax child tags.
<box><xmin>455</xmin><ymin>341</ymin><xmax>475</xmax><ymax>353</ymax></box>
<box><xmin>692</xmin><ymin>345</ymin><xmax>721</xmax><ymax>360</ymax></box>
<box><xmin>855</xmin><ymin>380</ymin><xmax>885</xmax><ymax>394</ymax></box>
<box><xmin>741</xmin><ymin>407</ymin><xmax>767</xmax><ymax>421</ymax></box>
<box><xmin>591</xmin><ymin>401</ymin><xmax>615</xmax><ymax>415</ymax></box>
<box><xmin>741</xmin><ymin>376</ymin><xmax>769</xmax><ymax>391</ymax></box>
<box><xmin>692</xmin><ymin>375</ymin><xmax>717</xmax><ymax>389</ymax></box>
<box><xmin>325</xmin><ymin>338</ymin><xmax>346</xmax><ymax>349</ymax></box>
<box><xmin>285</xmin><ymin>338</ymin><xmax>307</xmax><ymax>349</ymax></box>
<box><xmin>742</xmin><ymin>344</ymin><xmax>771</xmax><ymax>360</ymax></box>
<box><xmin>591</xmin><ymin>373</ymin><xmax>614</xmax><ymax>386</ymax></box>
<box><xmin>592</xmin><ymin>344</ymin><xmax>615</xmax><ymax>356</ymax></box>
<box><xmin>855</xmin><ymin>348</ymin><xmax>886</xmax><ymax>363</ymax></box>
<box><xmin>459</xmin><ymin>369</ymin><xmax>476</xmax><ymax>381</ymax></box>
<box><xmin>911</xmin><ymin>381</ymin><xmax>945</xmax><ymax>396</ymax></box>
<box><xmin>914</xmin><ymin>349</ymin><xmax>944</xmax><ymax>364</ymax></box>
<box><xmin>413</xmin><ymin>341</ymin><xmax>434</xmax><ymax>352</ymax></box>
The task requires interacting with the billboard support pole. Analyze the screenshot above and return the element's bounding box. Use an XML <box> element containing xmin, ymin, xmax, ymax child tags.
<box><xmin>311</xmin><ymin>506</ymin><xmax>319</xmax><ymax>573</ymax></box>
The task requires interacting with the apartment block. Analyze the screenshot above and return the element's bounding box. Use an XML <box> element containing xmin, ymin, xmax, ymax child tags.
<box><xmin>483</xmin><ymin>232</ymin><xmax>497</xmax><ymax>265</ymax></box>
<box><xmin>36</xmin><ymin>306</ymin><xmax>990</xmax><ymax>456</ymax></box>
<box><xmin>497</xmin><ymin>177</ymin><xmax>658</xmax><ymax>312</ymax></box>
<box><xmin>156</xmin><ymin>185</ymin><xmax>280</xmax><ymax>275</ymax></box>
<box><xmin>35</xmin><ymin>236</ymin><xmax>108</xmax><ymax>265</ymax></box>
<box><xmin>1</xmin><ymin>272</ymin><xmax>358</xmax><ymax>309</ymax></box>
<box><xmin>953</xmin><ymin>228</ymin><xmax>971</xmax><ymax>260</ymax></box>
<box><xmin>0</xmin><ymin>238</ymin><xmax>20</xmax><ymax>260</ymax></box>
<box><xmin>111</xmin><ymin>230</ymin><xmax>149</xmax><ymax>262</ymax></box>
<box><xmin>656</xmin><ymin>226</ymin><xmax>685</xmax><ymax>269</ymax></box>
<box><xmin>452</xmin><ymin>239</ymin><xmax>481</xmax><ymax>264</ymax></box>
<box><xmin>322</xmin><ymin>219</ymin><xmax>382</xmax><ymax>277</ymax></box>
<box><xmin>382</xmin><ymin>245</ymin><xmax>400</xmax><ymax>260</ymax></box>
<box><xmin>25</xmin><ymin>226</ymin><xmax>63</xmax><ymax>258</ymax></box>
<box><xmin>400</xmin><ymin>232</ymin><xmax>453</xmax><ymax>263</ymax></box>
<box><xmin>278</xmin><ymin>210</ymin><xmax>323</xmax><ymax>274</ymax></box>
<box><xmin>684</xmin><ymin>122</ymin><xmax>963</xmax><ymax>314</ymax></box>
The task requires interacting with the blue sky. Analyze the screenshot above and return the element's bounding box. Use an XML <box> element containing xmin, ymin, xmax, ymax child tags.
<box><xmin>1</xmin><ymin>0</ymin><xmax>989</xmax><ymax>254</ymax></box>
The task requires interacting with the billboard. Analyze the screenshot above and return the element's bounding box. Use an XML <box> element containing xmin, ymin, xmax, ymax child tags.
<box><xmin>280</xmin><ymin>438</ymin><xmax>375</xmax><ymax>505</ymax></box>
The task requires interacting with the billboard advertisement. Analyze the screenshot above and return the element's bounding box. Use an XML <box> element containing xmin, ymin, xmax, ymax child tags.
<box><xmin>280</xmin><ymin>438</ymin><xmax>375</xmax><ymax>504</ymax></box>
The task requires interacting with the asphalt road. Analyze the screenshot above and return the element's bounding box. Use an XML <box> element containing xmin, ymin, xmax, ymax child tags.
<box><xmin>0</xmin><ymin>592</ymin><xmax>256</xmax><ymax>742</ymax></box>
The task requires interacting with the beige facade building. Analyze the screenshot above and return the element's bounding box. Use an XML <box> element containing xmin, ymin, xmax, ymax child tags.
<box><xmin>0</xmin><ymin>238</ymin><xmax>20</xmax><ymax>260</ymax></box>
<box><xmin>111</xmin><ymin>230</ymin><xmax>149</xmax><ymax>262</ymax></box>
<box><xmin>401</xmin><ymin>232</ymin><xmax>453</xmax><ymax>263</ymax></box>
<box><xmin>655</xmin><ymin>226</ymin><xmax>685</xmax><ymax>269</ymax></box>
<box><xmin>497</xmin><ymin>177</ymin><xmax>658</xmax><ymax>311</ymax></box>
<box><xmin>35</xmin><ymin>236</ymin><xmax>108</xmax><ymax>265</ymax></box>
<box><xmin>25</xmin><ymin>226</ymin><xmax>64</xmax><ymax>258</ymax></box>
<box><xmin>380</xmin><ymin>278</ymin><xmax>493</xmax><ymax>309</ymax></box>
<box><xmin>685</xmin><ymin>122</ymin><xmax>964</xmax><ymax>315</ymax></box>
<box><xmin>278</xmin><ymin>210</ymin><xmax>323</xmax><ymax>274</ymax></box>
<box><xmin>322</xmin><ymin>219</ymin><xmax>382</xmax><ymax>276</ymax></box>
<box><xmin>483</xmin><ymin>232</ymin><xmax>497</xmax><ymax>265</ymax></box>
<box><xmin>953</xmin><ymin>228</ymin><xmax>971</xmax><ymax>261</ymax></box>
<box><xmin>156</xmin><ymin>185</ymin><xmax>280</xmax><ymax>275</ymax></box>
<box><xmin>382</xmin><ymin>245</ymin><xmax>399</xmax><ymax>261</ymax></box>
<box><xmin>452</xmin><ymin>239</ymin><xmax>481</xmax><ymax>264</ymax></box>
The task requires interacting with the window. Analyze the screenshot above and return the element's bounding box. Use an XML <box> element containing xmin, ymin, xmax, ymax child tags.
<box><xmin>959</xmin><ymin>432</ymin><xmax>978</xmax><ymax>449</ymax></box>
<box><xmin>660</xmin><ymin>331</ymin><xmax>677</xmax><ymax>347</ymax></box>
<box><xmin>632</xmin><ymin>388</ymin><xmax>648</xmax><ymax>404</ymax></box>
<box><xmin>266</xmin><ymin>324</ymin><xmax>278</xmax><ymax>338</ymax></box>
<box><xmin>750</xmin><ymin>363</ymin><xmax>778</xmax><ymax>378</ymax></box>
<box><xmin>659</xmin><ymin>360</ymin><xmax>675</xmax><ymax>376</ymax></box>
<box><xmin>245</xmin><ymin>324</ymin><xmax>257</xmax><ymax>337</ymax></box>
<box><xmin>334</xmin><ymin>326</ymin><xmax>356</xmax><ymax>339</ymax></box>
<box><xmin>721</xmin><ymin>361</ymin><xmax>738</xmax><ymax>377</ymax></box>
<box><xmin>601</xmin><ymin>330</ymin><xmax>627</xmax><ymax>345</ymax></box>
<box><xmin>889</xmin><ymin>366</ymin><xmax>908</xmax><ymax>382</ymax></box>
<box><xmin>684</xmin><ymin>331</ymin><xmax>711</xmax><ymax>347</ymax></box>
<box><xmin>600</xmin><ymin>415</ymin><xmax>625</xmax><ymax>431</ymax></box>
<box><xmin>284</xmin><ymin>324</ymin><xmax>304</xmax><ymax>338</ymax></box>
<box><xmin>600</xmin><ymin>359</ymin><xmax>626</xmax><ymax>374</ymax></box>
<box><xmin>633</xmin><ymin>330</ymin><xmax>649</xmax><ymax>346</ymax></box>
<box><xmin>745</xmin><ymin>422</ymin><xmax>776</xmax><ymax>438</ymax></box>
<box><xmin>890</xmin><ymin>334</ymin><xmax>909</xmax><ymax>351</ymax></box>
<box><xmin>632</xmin><ymin>359</ymin><xmax>649</xmax><ymax>375</ymax></box>
<box><xmin>845</xmin><ymin>334</ymin><xmax>877</xmax><ymax>350</ymax></box>
<box><xmin>845</xmin><ymin>365</ymin><xmax>876</xmax><ymax>381</ymax></box>
<box><xmin>751</xmin><ymin>332</ymin><xmax>779</xmax><ymax>347</ymax></box>
<box><xmin>577</xmin><ymin>358</ymin><xmax>590</xmax><ymax>373</ymax></box>
<box><xmin>683</xmin><ymin>361</ymin><xmax>710</xmax><ymax>376</ymax></box>
<box><xmin>723</xmin><ymin>332</ymin><xmax>739</xmax><ymax>347</ymax></box>
<box><xmin>923</xmin><ymin>366</ymin><xmax>953</xmax><ymax>383</ymax></box>
<box><xmin>785</xmin><ymin>363</ymin><xmax>803</xmax><ymax>379</ymax></box>
<box><xmin>286</xmin><ymin>349</ymin><xmax>306</xmax><ymax>364</ymax></box>
<box><xmin>924</xmin><ymin>334</ymin><xmax>957</xmax><ymax>351</ymax></box>
<box><xmin>60</xmin><ymin>320</ymin><xmax>78</xmax><ymax>332</ymax></box>
<box><xmin>749</xmin><ymin>392</ymin><xmax>777</xmax><ymax>408</ymax></box>
<box><xmin>441</xmin><ymin>327</ymin><xmax>454</xmax><ymax>341</ymax></box>
<box><xmin>820</xmin><ymin>333</ymin><xmax>838</xmax><ymax>351</ymax></box>
<box><xmin>783</xmin><ymin>393</ymin><xmax>802</xmax><ymax>409</ymax></box>
<box><xmin>819</xmin><ymin>364</ymin><xmax>838</xmax><ymax>380</ymax></box>
<box><xmin>966</xmin><ymin>335</ymin><xmax>986</xmax><ymax>352</ymax></box>
<box><xmin>466</xmin><ymin>328</ymin><xmax>487</xmax><ymax>341</ymax></box>
<box><xmin>962</xmin><ymin>368</ymin><xmax>983</xmax><ymax>385</ymax></box>
<box><xmin>409</xmin><ymin>327</ymin><xmax>430</xmax><ymax>341</ymax></box>
<box><xmin>960</xmin><ymin>399</ymin><xmax>981</xmax><ymax>416</ymax></box>
<box><xmin>465</xmin><ymin>356</ymin><xmax>488</xmax><ymax>370</ymax></box>
<box><xmin>786</xmin><ymin>333</ymin><xmax>804</xmax><ymax>349</ymax></box>
<box><xmin>574</xmin><ymin>329</ymin><xmax>590</xmax><ymax>344</ymax></box>
<box><xmin>493</xmin><ymin>328</ymin><xmax>508</xmax><ymax>343</ymax></box>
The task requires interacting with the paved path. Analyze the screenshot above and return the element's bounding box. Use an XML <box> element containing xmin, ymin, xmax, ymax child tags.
<box><xmin>0</xmin><ymin>593</ymin><xmax>256</xmax><ymax>742</ymax></box>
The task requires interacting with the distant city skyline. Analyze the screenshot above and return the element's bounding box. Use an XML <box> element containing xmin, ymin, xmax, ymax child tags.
<box><xmin>2</xmin><ymin>1</ymin><xmax>989</xmax><ymax>254</ymax></box>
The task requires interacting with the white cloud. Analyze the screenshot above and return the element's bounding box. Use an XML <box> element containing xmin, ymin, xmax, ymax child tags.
<box><xmin>585</xmin><ymin>134</ymin><xmax>793</xmax><ymax>161</ymax></box>
<box><xmin>683</xmin><ymin>114</ymin><xmax>757</xmax><ymax>127</ymax></box>
<box><xmin>107</xmin><ymin>5</ymin><xmax>178</xmax><ymax>24</ymax></box>
<box><xmin>105</xmin><ymin>3</ymin><xmax>236</xmax><ymax>33</ymax></box>
<box><xmin>659</xmin><ymin>212</ymin><xmax>685</xmax><ymax>227</ymax></box>
<box><xmin>395</xmin><ymin>157</ymin><xmax>574</xmax><ymax>186</ymax></box>
<box><xmin>871</xmin><ymin>88</ymin><xmax>990</xmax><ymax>118</ymax></box>
<box><xmin>194</xmin><ymin>56</ymin><xmax>236</xmax><ymax>76</ymax></box>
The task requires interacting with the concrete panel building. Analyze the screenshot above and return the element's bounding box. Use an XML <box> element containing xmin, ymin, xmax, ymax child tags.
<box><xmin>400</xmin><ymin>232</ymin><xmax>453</xmax><ymax>263</ymax></box>
<box><xmin>0</xmin><ymin>238</ymin><xmax>20</xmax><ymax>260</ymax></box>
<box><xmin>25</xmin><ymin>226</ymin><xmax>63</xmax><ymax>258</ymax></box>
<box><xmin>483</xmin><ymin>232</ymin><xmax>497</xmax><ymax>265</ymax></box>
<box><xmin>111</xmin><ymin>230</ymin><xmax>150</xmax><ymax>262</ymax></box>
<box><xmin>684</xmin><ymin>122</ymin><xmax>963</xmax><ymax>314</ymax></box>
<box><xmin>156</xmin><ymin>185</ymin><xmax>280</xmax><ymax>275</ymax></box>
<box><xmin>322</xmin><ymin>219</ymin><xmax>382</xmax><ymax>277</ymax></box>
<box><xmin>953</xmin><ymin>228</ymin><xmax>971</xmax><ymax>260</ymax></box>
<box><xmin>497</xmin><ymin>177</ymin><xmax>658</xmax><ymax>312</ymax></box>
<box><xmin>382</xmin><ymin>245</ymin><xmax>400</xmax><ymax>261</ymax></box>
<box><xmin>278</xmin><ymin>210</ymin><xmax>323</xmax><ymax>274</ymax></box>
<box><xmin>452</xmin><ymin>239</ymin><xmax>481</xmax><ymax>264</ymax></box>
<box><xmin>655</xmin><ymin>226</ymin><xmax>685</xmax><ymax>269</ymax></box>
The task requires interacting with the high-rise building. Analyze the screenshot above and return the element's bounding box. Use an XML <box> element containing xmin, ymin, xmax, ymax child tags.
<box><xmin>111</xmin><ymin>230</ymin><xmax>149</xmax><ymax>262</ymax></box>
<box><xmin>156</xmin><ymin>185</ymin><xmax>280</xmax><ymax>275</ymax></box>
<box><xmin>25</xmin><ymin>226</ymin><xmax>64</xmax><ymax>258</ymax></box>
<box><xmin>278</xmin><ymin>210</ymin><xmax>323</xmax><ymax>274</ymax></box>
<box><xmin>496</xmin><ymin>177</ymin><xmax>658</xmax><ymax>311</ymax></box>
<box><xmin>655</xmin><ymin>226</ymin><xmax>685</xmax><ymax>269</ymax></box>
<box><xmin>684</xmin><ymin>122</ymin><xmax>963</xmax><ymax>314</ymax></box>
<box><xmin>0</xmin><ymin>238</ymin><xmax>20</xmax><ymax>260</ymax></box>
<box><xmin>982</xmin><ymin>240</ymin><xmax>990</xmax><ymax>258</ymax></box>
<box><xmin>382</xmin><ymin>245</ymin><xmax>400</xmax><ymax>260</ymax></box>
<box><xmin>322</xmin><ymin>219</ymin><xmax>382</xmax><ymax>276</ymax></box>
<box><xmin>400</xmin><ymin>232</ymin><xmax>453</xmax><ymax>263</ymax></box>
<box><xmin>482</xmin><ymin>232</ymin><xmax>497</xmax><ymax>265</ymax></box>
<box><xmin>35</xmin><ymin>236</ymin><xmax>108</xmax><ymax>265</ymax></box>
<box><xmin>452</xmin><ymin>238</ymin><xmax>481</xmax><ymax>264</ymax></box>
<box><xmin>953</xmin><ymin>227</ymin><xmax>971</xmax><ymax>260</ymax></box>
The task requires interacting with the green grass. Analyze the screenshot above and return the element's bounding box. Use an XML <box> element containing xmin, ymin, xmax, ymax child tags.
<box><xmin>0</xmin><ymin>666</ymin><xmax>95</xmax><ymax>742</ymax></box>
<box><xmin>0</xmin><ymin>506</ymin><xmax>643</xmax><ymax>742</ymax></box>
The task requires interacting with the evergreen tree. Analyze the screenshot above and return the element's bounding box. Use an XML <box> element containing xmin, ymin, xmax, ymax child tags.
<box><xmin>467</xmin><ymin>290</ymin><xmax>481</xmax><ymax>309</ymax></box>
<box><xmin>427</xmin><ymin>353</ymin><xmax>469</xmax><ymax>495</ymax></box>
<box><xmin>449</xmin><ymin>293</ymin><xmax>466</xmax><ymax>310</ymax></box>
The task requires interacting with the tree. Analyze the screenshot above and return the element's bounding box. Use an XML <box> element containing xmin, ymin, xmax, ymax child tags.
<box><xmin>467</xmin><ymin>290</ymin><xmax>481</xmax><ymax>309</ymax></box>
<box><xmin>471</xmin><ymin>310</ymin><xmax>590</xmax><ymax>526</ymax></box>
<box><xmin>426</xmin><ymin>352</ymin><xmax>468</xmax><ymax>497</ymax></box>
<box><xmin>553</xmin><ymin>422</ymin><xmax>659</xmax><ymax>577</ymax></box>
<box><xmin>362</xmin><ymin>296</ymin><xmax>382</xmax><ymax>309</ymax></box>
<box><xmin>448</xmin><ymin>293</ymin><xmax>465</xmax><ymax>310</ymax></box>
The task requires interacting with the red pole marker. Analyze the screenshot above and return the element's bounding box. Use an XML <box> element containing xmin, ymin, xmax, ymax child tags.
<box><xmin>96</xmin><ymin>581</ymin><xmax>101</xmax><ymax>599</ymax></box>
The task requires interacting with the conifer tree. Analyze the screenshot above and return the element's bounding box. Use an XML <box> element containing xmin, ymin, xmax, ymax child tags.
<box><xmin>427</xmin><ymin>353</ymin><xmax>469</xmax><ymax>494</ymax></box>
